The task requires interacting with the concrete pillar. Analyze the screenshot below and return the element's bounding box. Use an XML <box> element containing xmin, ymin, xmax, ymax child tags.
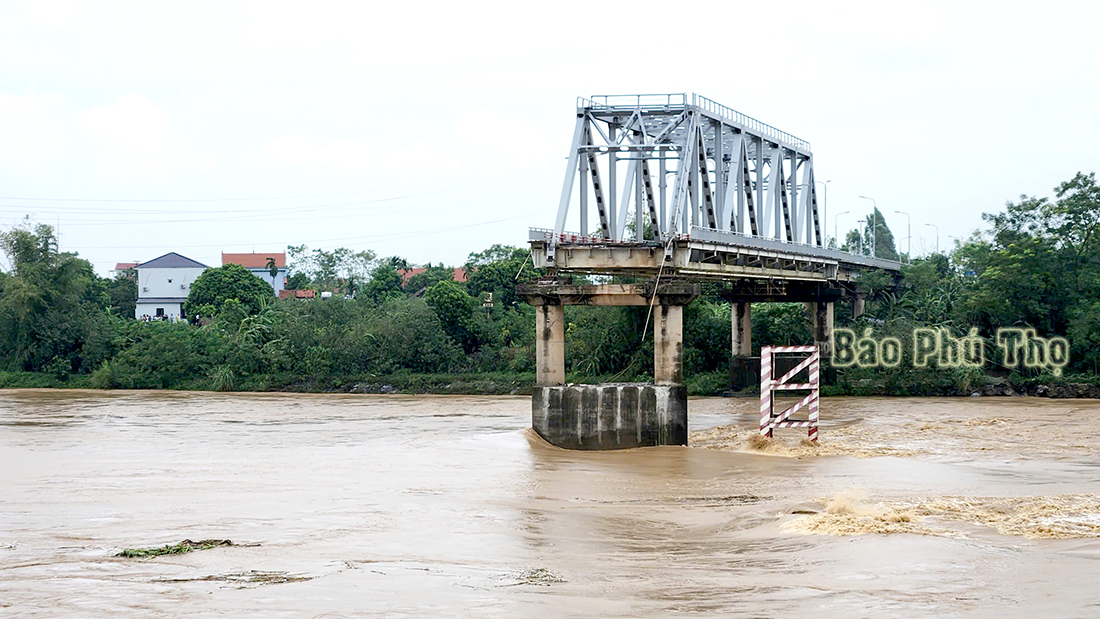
<box><xmin>654</xmin><ymin>304</ymin><xmax>684</xmax><ymax>385</ymax></box>
<box><xmin>853</xmin><ymin>295</ymin><xmax>865</xmax><ymax>318</ymax></box>
<box><xmin>811</xmin><ymin>301</ymin><xmax>834</xmax><ymax>357</ymax></box>
<box><xmin>731</xmin><ymin>302</ymin><xmax>752</xmax><ymax>357</ymax></box>
<box><xmin>536</xmin><ymin>304</ymin><xmax>565</xmax><ymax>385</ymax></box>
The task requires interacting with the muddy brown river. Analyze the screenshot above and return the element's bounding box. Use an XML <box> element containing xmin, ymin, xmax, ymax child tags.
<box><xmin>3</xmin><ymin>390</ymin><xmax>1100</xmax><ymax>617</ymax></box>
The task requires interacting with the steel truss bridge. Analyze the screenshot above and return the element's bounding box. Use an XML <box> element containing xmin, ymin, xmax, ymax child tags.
<box><xmin>532</xmin><ymin>93</ymin><xmax>900</xmax><ymax>286</ymax></box>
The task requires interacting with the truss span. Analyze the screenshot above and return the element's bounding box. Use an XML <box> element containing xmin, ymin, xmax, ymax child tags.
<box><xmin>542</xmin><ymin>93</ymin><xmax>900</xmax><ymax>280</ymax></box>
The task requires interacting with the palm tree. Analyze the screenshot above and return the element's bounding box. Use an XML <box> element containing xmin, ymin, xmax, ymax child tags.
<box><xmin>266</xmin><ymin>257</ymin><xmax>278</xmax><ymax>290</ymax></box>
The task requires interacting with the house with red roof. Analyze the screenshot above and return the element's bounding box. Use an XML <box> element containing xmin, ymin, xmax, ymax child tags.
<box><xmin>222</xmin><ymin>252</ymin><xmax>287</xmax><ymax>295</ymax></box>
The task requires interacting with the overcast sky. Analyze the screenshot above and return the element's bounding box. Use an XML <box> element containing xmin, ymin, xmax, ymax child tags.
<box><xmin>1</xmin><ymin>1</ymin><xmax>1098</xmax><ymax>274</ymax></box>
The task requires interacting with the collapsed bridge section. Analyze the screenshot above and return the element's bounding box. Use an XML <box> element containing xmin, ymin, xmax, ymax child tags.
<box><xmin>524</xmin><ymin>93</ymin><xmax>901</xmax><ymax>450</ymax></box>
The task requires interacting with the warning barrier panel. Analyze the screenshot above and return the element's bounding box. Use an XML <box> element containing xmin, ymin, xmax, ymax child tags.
<box><xmin>760</xmin><ymin>345</ymin><xmax>820</xmax><ymax>441</ymax></box>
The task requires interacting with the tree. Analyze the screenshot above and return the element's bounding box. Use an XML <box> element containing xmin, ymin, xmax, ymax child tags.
<box><xmin>424</xmin><ymin>280</ymin><xmax>475</xmax><ymax>349</ymax></box>
<box><xmin>107</xmin><ymin>275</ymin><xmax>138</xmax><ymax>318</ymax></box>
<box><xmin>404</xmin><ymin>263</ymin><xmax>456</xmax><ymax>294</ymax></box>
<box><xmin>362</xmin><ymin>263</ymin><xmax>404</xmax><ymax>302</ymax></box>
<box><xmin>840</xmin><ymin>208</ymin><xmax>899</xmax><ymax>260</ymax></box>
<box><xmin>185</xmin><ymin>263</ymin><xmax>274</xmax><ymax>317</ymax></box>
<box><xmin>285</xmin><ymin>272</ymin><xmax>309</xmax><ymax>290</ymax></box>
<box><xmin>0</xmin><ymin>222</ymin><xmax>114</xmax><ymax>373</ymax></box>
<box><xmin>265</xmin><ymin>257</ymin><xmax>279</xmax><ymax>289</ymax></box>
<box><xmin>286</xmin><ymin>244</ymin><xmax>376</xmax><ymax>291</ymax></box>
<box><xmin>464</xmin><ymin>244</ymin><xmax>536</xmax><ymax>310</ymax></box>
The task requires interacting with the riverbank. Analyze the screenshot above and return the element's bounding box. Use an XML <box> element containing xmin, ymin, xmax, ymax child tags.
<box><xmin>2</xmin><ymin>369</ymin><xmax>1097</xmax><ymax>398</ymax></box>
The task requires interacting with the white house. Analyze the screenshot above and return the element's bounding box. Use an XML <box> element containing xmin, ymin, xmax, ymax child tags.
<box><xmin>222</xmin><ymin>252</ymin><xmax>286</xmax><ymax>296</ymax></box>
<box><xmin>134</xmin><ymin>252</ymin><xmax>209</xmax><ymax>319</ymax></box>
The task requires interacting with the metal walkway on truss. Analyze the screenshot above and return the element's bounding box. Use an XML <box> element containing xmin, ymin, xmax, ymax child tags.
<box><xmin>531</xmin><ymin>93</ymin><xmax>900</xmax><ymax>285</ymax></box>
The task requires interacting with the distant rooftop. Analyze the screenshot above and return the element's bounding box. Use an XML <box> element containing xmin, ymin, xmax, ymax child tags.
<box><xmin>278</xmin><ymin>288</ymin><xmax>316</xmax><ymax>300</ymax></box>
<box><xmin>399</xmin><ymin>267</ymin><xmax>468</xmax><ymax>284</ymax></box>
<box><xmin>135</xmin><ymin>252</ymin><xmax>208</xmax><ymax>269</ymax></box>
<box><xmin>223</xmin><ymin>252</ymin><xmax>286</xmax><ymax>269</ymax></box>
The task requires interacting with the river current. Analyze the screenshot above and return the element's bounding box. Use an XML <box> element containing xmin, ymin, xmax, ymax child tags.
<box><xmin>3</xmin><ymin>390</ymin><xmax>1100</xmax><ymax>617</ymax></box>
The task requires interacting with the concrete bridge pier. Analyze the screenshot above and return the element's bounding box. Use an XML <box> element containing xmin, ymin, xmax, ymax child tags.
<box><xmin>730</xmin><ymin>302</ymin><xmax>755</xmax><ymax>390</ymax></box>
<box><xmin>805</xmin><ymin>301</ymin><xmax>834</xmax><ymax>358</ymax></box>
<box><xmin>519</xmin><ymin>279</ymin><xmax>699</xmax><ymax>450</ymax></box>
<box><xmin>853</xmin><ymin>294</ymin><xmax>866</xmax><ymax>318</ymax></box>
<box><xmin>535</xmin><ymin>304</ymin><xmax>565</xmax><ymax>385</ymax></box>
<box><xmin>654</xmin><ymin>304</ymin><xmax>684</xmax><ymax>384</ymax></box>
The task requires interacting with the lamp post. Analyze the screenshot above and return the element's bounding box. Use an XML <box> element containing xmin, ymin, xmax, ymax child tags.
<box><xmin>894</xmin><ymin>210</ymin><xmax>910</xmax><ymax>262</ymax></box>
<box><xmin>859</xmin><ymin>195</ymin><xmax>877</xmax><ymax>258</ymax></box>
<box><xmin>925</xmin><ymin>223</ymin><xmax>939</xmax><ymax>254</ymax></box>
<box><xmin>834</xmin><ymin>210</ymin><xmax>850</xmax><ymax>250</ymax></box>
<box><xmin>857</xmin><ymin>219</ymin><xmax>866</xmax><ymax>255</ymax></box>
<box><xmin>816</xmin><ymin>179</ymin><xmax>830</xmax><ymax>246</ymax></box>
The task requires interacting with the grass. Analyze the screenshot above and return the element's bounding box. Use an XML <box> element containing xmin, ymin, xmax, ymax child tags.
<box><xmin>116</xmin><ymin>539</ymin><xmax>233</xmax><ymax>558</ymax></box>
<box><xmin>0</xmin><ymin>371</ymin><xmax>94</xmax><ymax>389</ymax></box>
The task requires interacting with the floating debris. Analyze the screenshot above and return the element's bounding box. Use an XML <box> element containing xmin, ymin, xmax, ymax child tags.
<box><xmin>116</xmin><ymin>539</ymin><xmax>236</xmax><ymax>558</ymax></box>
<box><xmin>157</xmin><ymin>570</ymin><xmax>311</xmax><ymax>588</ymax></box>
<box><xmin>508</xmin><ymin>567</ymin><xmax>565</xmax><ymax>586</ymax></box>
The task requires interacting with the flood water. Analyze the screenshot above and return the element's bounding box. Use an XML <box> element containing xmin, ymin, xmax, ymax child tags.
<box><xmin>3</xmin><ymin>390</ymin><xmax>1100</xmax><ymax>617</ymax></box>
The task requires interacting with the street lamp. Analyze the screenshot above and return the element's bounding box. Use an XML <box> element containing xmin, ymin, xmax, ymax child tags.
<box><xmin>859</xmin><ymin>195</ymin><xmax>877</xmax><ymax>258</ymax></box>
<box><xmin>894</xmin><ymin>210</ymin><xmax>911</xmax><ymax>263</ymax></box>
<box><xmin>834</xmin><ymin>210</ymin><xmax>850</xmax><ymax>250</ymax></box>
<box><xmin>816</xmin><ymin>180</ymin><xmax>830</xmax><ymax>246</ymax></box>
<box><xmin>925</xmin><ymin>223</ymin><xmax>939</xmax><ymax>254</ymax></box>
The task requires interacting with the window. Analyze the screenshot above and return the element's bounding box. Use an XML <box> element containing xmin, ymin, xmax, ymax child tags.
<box><xmin>156</xmin><ymin>308</ymin><xmax>165</xmax><ymax>317</ymax></box>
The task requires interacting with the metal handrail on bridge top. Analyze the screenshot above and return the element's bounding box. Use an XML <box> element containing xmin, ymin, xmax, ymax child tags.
<box><xmin>690</xmin><ymin>94</ymin><xmax>811</xmax><ymax>151</ymax></box>
<box><xmin>578</xmin><ymin>93</ymin><xmax>688</xmax><ymax>111</ymax></box>
<box><xmin>575</xmin><ymin>93</ymin><xmax>811</xmax><ymax>152</ymax></box>
<box><xmin>688</xmin><ymin>226</ymin><xmax>902</xmax><ymax>270</ymax></box>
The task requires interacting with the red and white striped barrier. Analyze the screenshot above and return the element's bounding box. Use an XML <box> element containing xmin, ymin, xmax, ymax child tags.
<box><xmin>760</xmin><ymin>345</ymin><xmax>820</xmax><ymax>441</ymax></box>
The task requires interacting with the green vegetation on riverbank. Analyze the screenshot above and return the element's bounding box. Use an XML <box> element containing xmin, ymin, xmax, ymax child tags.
<box><xmin>3</xmin><ymin>172</ymin><xmax>1100</xmax><ymax>398</ymax></box>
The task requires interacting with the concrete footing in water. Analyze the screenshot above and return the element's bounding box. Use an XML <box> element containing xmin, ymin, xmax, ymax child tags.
<box><xmin>532</xmin><ymin>383</ymin><xmax>687</xmax><ymax>450</ymax></box>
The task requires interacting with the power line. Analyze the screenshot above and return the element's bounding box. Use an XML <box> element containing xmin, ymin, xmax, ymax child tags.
<box><xmin>62</xmin><ymin>213</ymin><xmax>537</xmax><ymax>251</ymax></box>
<box><xmin>0</xmin><ymin>160</ymin><xmax>559</xmax><ymax>204</ymax></box>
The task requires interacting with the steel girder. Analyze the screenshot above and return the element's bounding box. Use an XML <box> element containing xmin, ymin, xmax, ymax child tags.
<box><xmin>551</xmin><ymin>93</ymin><xmax>823</xmax><ymax>250</ymax></box>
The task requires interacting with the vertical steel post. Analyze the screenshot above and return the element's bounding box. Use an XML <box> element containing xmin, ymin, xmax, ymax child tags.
<box><xmin>608</xmin><ymin>123</ymin><xmax>617</xmax><ymax>240</ymax></box>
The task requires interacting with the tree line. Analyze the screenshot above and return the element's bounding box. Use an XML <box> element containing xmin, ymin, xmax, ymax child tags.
<box><xmin>1</xmin><ymin>171</ymin><xmax>1098</xmax><ymax>395</ymax></box>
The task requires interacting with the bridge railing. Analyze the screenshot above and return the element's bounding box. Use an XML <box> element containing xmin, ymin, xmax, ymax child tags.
<box><xmin>575</xmin><ymin>93</ymin><xmax>810</xmax><ymax>152</ymax></box>
<box><xmin>691</xmin><ymin>94</ymin><xmax>811</xmax><ymax>151</ymax></box>
<box><xmin>579</xmin><ymin>93</ymin><xmax>688</xmax><ymax>111</ymax></box>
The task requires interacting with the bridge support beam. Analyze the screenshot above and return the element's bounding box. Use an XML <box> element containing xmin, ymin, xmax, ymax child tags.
<box><xmin>732</xmin><ymin>302</ymin><xmax>752</xmax><ymax>357</ymax></box>
<box><xmin>806</xmin><ymin>301</ymin><xmax>834</xmax><ymax>358</ymax></box>
<box><xmin>654</xmin><ymin>304</ymin><xmax>684</xmax><ymax>384</ymax></box>
<box><xmin>536</xmin><ymin>304</ymin><xmax>565</xmax><ymax>386</ymax></box>
<box><xmin>519</xmin><ymin>279</ymin><xmax>699</xmax><ymax>450</ymax></box>
<box><xmin>729</xmin><ymin>302</ymin><xmax>756</xmax><ymax>391</ymax></box>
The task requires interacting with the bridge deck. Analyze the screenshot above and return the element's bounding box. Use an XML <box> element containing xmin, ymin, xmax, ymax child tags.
<box><xmin>531</xmin><ymin>226</ymin><xmax>900</xmax><ymax>284</ymax></box>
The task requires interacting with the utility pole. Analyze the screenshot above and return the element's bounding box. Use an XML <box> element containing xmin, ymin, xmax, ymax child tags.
<box><xmin>834</xmin><ymin>210</ymin><xmax>850</xmax><ymax>250</ymax></box>
<box><xmin>894</xmin><ymin>210</ymin><xmax>911</xmax><ymax>263</ymax></box>
<box><xmin>859</xmin><ymin>195</ymin><xmax>877</xmax><ymax>258</ymax></box>
<box><xmin>925</xmin><ymin>223</ymin><xmax>939</xmax><ymax>254</ymax></box>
